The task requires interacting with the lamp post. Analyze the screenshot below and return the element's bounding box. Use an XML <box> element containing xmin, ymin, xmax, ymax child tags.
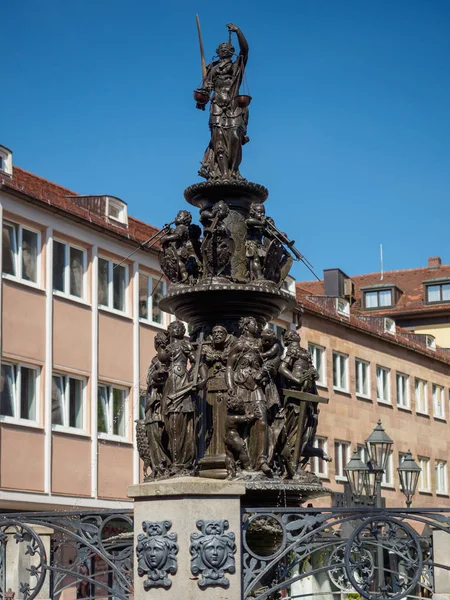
<box><xmin>344</xmin><ymin>420</ymin><xmax>421</xmax><ymax>508</ymax></box>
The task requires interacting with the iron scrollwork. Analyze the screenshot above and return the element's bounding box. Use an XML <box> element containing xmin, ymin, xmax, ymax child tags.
<box><xmin>137</xmin><ymin>520</ymin><xmax>178</xmax><ymax>590</ymax></box>
<box><xmin>190</xmin><ymin>519</ymin><xmax>236</xmax><ymax>588</ymax></box>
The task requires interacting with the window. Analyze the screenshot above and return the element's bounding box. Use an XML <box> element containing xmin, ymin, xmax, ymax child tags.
<box><xmin>139</xmin><ymin>274</ymin><xmax>165</xmax><ymax>325</ymax></box>
<box><xmin>432</xmin><ymin>384</ymin><xmax>445</xmax><ymax>419</ymax></box>
<box><xmin>426</xmin><ymin>283</ymin><xmax>450</xmax><ymax>304</ymax></box>
<box><xmin>333</xmin><ymin>352</ymin><xmax>348</xmax><ymax>392</ymax></box>
<box><xmin>308</xmin><ymin>344</ymin><xmax>326</xmax><ymax>386</ymax></box>
<box><xmin>435</xmin><ymin>460</ymin><xmax>448</xmax><ymax>495</ymax></box>
<box><xmin>0</xmin><ymin>363</ymin><xmax>38</xmax><ymax>422</ymax></box>
<box><xmin>358</xmin><ymin>444</ymin><xmax>369</xmax><ymax>464</ymax></box>
<box><xmin>381</xmin><ymin>452</ymin><xmax>394</xmax><ymax>486</ymax></box>
<box><xmin>312</xmin><ymin>437</ymin><xmax>328</xmax><ymax>477</ymax></box>
<box><xmin>98</xmin><ymin>385</ymin><xmax>127</xmax><ymax>438</ymax></box>
<box><xmin>396</xmin><ymin>373</ymin><xmax>409</xmax><ymax>409</ymax></box>
<box><xmin>355</xmin><ymin>359</ymin><xmax>370</xmax><ymax>397</ymax></box>
<box><xmin>139</xmin><ymin>391</ymin><xmax>146</xmax><ymax>420</ymax></box>
<box><xmin>53</xmin><ymin>240</ymin><xmax>86</xmax><ymax>299</ymax></box>
<box><xmin>364</xmin><ymin>289</ymin><xmax>392</xmax><ymax>308</ymax></box>
<box><xmin>336</xmin><ymin>298</ymin><xmax>350</xmax><ymax>316</ymax></box>
<box><xmin>376</xmin><ymin>366</ymin><xmax>390</xmax><ymax>403</ymax></box>
<box><xmin>98</xmin><ymin>257</ymin><xmax>127</xmax><ymax>312</ymax></box>
<box><xmin>2</xmin><ymin>221</ymin><xmax>40</xmax><ymax>284</ymax></box>
<box><xmin>418</xmin><ymin>457</ymin><xmax>430</xmax><ymax>492</ymax></box>
<box><xmin>415</xmin><ymin>378</ymin><xmax>428</xmax><ymax>414</ymax></box>
<box><xmin>107</xmin><ymin>198</ymin><xmax>127</xmax><ymax>224</ymax></box>
<box><xmin>334</xmin><ymin>441</ymin><xmax>351</xmax><ymax>480</ymax></box>
<box><xmin>52</xmin><ymin>375</ymin><xmax>85</xmax><ymax>430</ymax></box>
<box><xmin>267</xmin><ymin>323</ymin><xmax>287</xmax><ymax>341</ymax></box>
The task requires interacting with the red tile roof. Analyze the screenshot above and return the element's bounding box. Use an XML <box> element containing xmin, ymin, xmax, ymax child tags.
<box><xmin>296</xmin><ymin>292</ymin><xmax>450</xmax><ymax>366</ymax></box>
<box><xmin>0</xmin><ymin>166</ymin><xmax>159</xmax><ymax>249</ymax></box>
<box><xmin>297</xmin><ymin>263</ymin><xmax>450</xmax><ymax>316</ymax></box>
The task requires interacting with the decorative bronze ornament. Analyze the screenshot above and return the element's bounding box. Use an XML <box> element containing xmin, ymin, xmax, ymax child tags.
<box><xmin>190</xmin><ymin>520</ymin><xmax>236</xmax><ymax>588</ymax></box>
<box><xmin>136</xmin><ymin>521</ymin><xmax>178</xmax><ymax>590</ymax></box>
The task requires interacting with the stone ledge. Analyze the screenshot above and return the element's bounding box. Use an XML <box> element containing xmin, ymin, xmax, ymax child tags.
<box><xmin>128</xmin><ymin>476</ymin><xmax>246</xmax><ymax>499</ymax></box>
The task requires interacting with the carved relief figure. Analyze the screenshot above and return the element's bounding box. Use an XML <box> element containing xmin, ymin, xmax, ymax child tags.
<box><xmin>245</xmin><ymin>203</ymin><xmax>267</xmax><ymax>281</ymax></box>
<box><xmin>160</xmin><ymin>210</ymin><xmax>201</xmax><ymax>283</ymax></box>
<box><xmin>136</xmin><ymin>521</ymin><xmax>178</xmax><ymax>590</ymax></box>
<box><xmin>200</xmin><ymin>201</ymin><xmax>233</xmax><ymax>278</ymax></box>
<box><xmin>161</xmin><ymin>321</ymin><xmax>200</xmax><ymax>475</ymax></box>
<box><xmin>279</xmin><ymin>331</ymin><xmax>331</xmax><ymax>472</ymax></box>
<box><xmin>140</xmin><ymin>332</ymin><xmax>171</xmax><ymax>478</ymax></box>
<box><xmin>226</xmin><ymin>317</ymin><xmax>272</xmax><ymax>477</ymax></box>
<box><xmin>196</xmin><ymin>24</ymin><xmax>250</xmax><ymax>181</ymax></box>
<box><xmin>202</xmin><ymin>325</ymin><xmax>233</xmax><ymax>457</ymax></box>
<box><xmin>190</xmin><ymin>520</ymin><xmax>236</xmax><ymax>588</ymax></box>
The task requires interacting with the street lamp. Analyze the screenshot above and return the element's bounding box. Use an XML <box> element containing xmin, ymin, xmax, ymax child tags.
<box><xmin>397</xmin><ymin>450</ymin><xmax>421</xmax><ymax>508</ymax></box>
<box><xmin>364</xmin><ymin>420</ymin><xmax>393</xmax><ymax>508</ymax></box>
<box><xmin>344</xmin><ymin>449</ymin><xmax>369</xmax><ymax>502</ymax></box>
<box><xmin>344</xmin><ymin>421</ymin><xmax>421</xmax><ymax>509</ymax></box>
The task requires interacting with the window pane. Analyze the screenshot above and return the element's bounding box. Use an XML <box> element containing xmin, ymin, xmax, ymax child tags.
<box><xmin>139</xmin><ymin>274</ymin><xmax>149</xmax><ymax>320</ymax></box>
<box><xmin>332</xmin><ymin>354</ymin><xmax>338</xmax><ymax>387</ymax></box>
<box><xmin>98</xmin><ymin>258</ymin><xmax>109</xmax><ymax>307</ymax></box>
<box><xmin>379</xmin><ymin>290</ymin><xmax>392</xmax><ymax>306</ymax></box>
<box><xmin>52</xmin><ymin>375</ymin><xmax>64</xmax><ymax>425</ymax></box>
<box><xmin>112</xmin><ymin>388</ymin><xmax>125</xmax><ymax>437</ymax></box>
<box><xmin>20</xmin><ymin>367</ymin><xmax>36</xmax><ymax>420</ymax></box>
<box><xmin>365</xmin><ymin>291</ymin><xmax>378</xmax><ymax>308</ymax></box>
<box><xmin>139</xmin><ymin>392</ymin><xmax>146</xmax><ymax>420</ymax></box>
<box><xmin>69</xmin><ymin>378</ymin><xmax>83</xmax><ymax>429</ymax></box>
<box><xmin>152</xmin><ymin>278</ymin><xmax>163</xmax><ymax>323</ymax></box>
<box><xmin>53</xmin><ymin>241</ymin><xmax>66</xmax><ymax>293</ymax></box>
<box><xmin>69</xmin><ymin>247</ymin><xmax>84</xmax><ymax>298</ymax></box>
<box><xmin>2</xmin><ymin>223</ymin><xmax>17</xmax><ymax>276</ymax></box>
<box><xmin>442</xmin><ymin>284</ymin><xmax>450</xmax><ymax>301</ymax></box>
<box><xmin>0</xmin><ymin>365</ymin><xmax>15</xmax><ymax>417</ymax></box>
<box><xmin>113</xmin><ymin>264</ymin><xmax>126</xmax><ymax>311</ymax></box>
<box><xmin>428</xmin><ymin>285</ymin><xmax>440</xmax><ymax>302</ymax></box>
<box><xmin>22</xmin><ymin>228</ymin><xmax>38</xmax><ymax>282</ymax></box>
<box><xmin>97</xmin><ymin>387</ymin><xmax>108</xmax><ymax>433</ymax></box>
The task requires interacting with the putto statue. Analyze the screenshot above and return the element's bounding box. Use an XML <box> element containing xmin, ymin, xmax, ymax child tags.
<box><xmin>194</xmin><ymin>23</ymin><xmax>250</xmax><ymax>181</ymax></box>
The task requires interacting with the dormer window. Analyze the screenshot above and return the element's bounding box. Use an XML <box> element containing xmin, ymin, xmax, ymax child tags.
<box><xmin>0</xmin><ymin>145</ymin><xmax>13</xmax><ymax>176</ymax></box>
<box><xmin>336</xmin><ymin>298</ymin><xmax>350</xmax><ymax>317</ymax></box>
<box><xmin>365</xmin><ymin>289</ymin><xmax>392</xmax><ymax>308</ymax></box>
<box><xmin>361</xmin><ymin>284</ymin><xmax>400</xmax><ymax>309</ymax></box>
<box><xmin>106</xmin><ymin>197</ymin><xmax>128</xmax><ymax>225</ymax></box>
<box><xmin>425</xmin><ymin>280</ymin><xmax>450</xmax><ymax>304</ymax></box>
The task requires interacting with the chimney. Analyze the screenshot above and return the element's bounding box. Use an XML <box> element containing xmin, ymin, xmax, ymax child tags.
<box><xmin>428</xmin><ymin>256</ymin><xmax>442</xmax><ymax>269</ymax></box>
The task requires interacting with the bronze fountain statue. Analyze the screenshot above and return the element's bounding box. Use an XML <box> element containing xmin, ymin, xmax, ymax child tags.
<box><xmin>136</xmin><ymin>21</ymin><xmax>330</xmax><ymax>505</ymax></box>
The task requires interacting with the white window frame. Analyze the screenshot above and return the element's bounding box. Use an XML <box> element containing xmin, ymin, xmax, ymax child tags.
<box><xmin>334</xmin><ymin>440</ymin><xmax>351</xmax><ymax>481</ymax></box>
<box><xmin>418</xmin><ymin>457</ymin><xmax>431</xmax><ymax>492</ymax></box>
<box><xmin>51</xmin><ymin>373</ymin><xmax>87</xmax><ymax>434</ymax></box>
<box><xmin>415</xmin><ymin>378</ymin><xmax>428</xmax><ymax>415</ymax></box>
<box><xmin>0</xmin><ymin>361</ymin><xmax>40</xmax><ymax>426</ymax></box>
<box><xmin>97</xmin><ymin>384</ymin><xmax>129</xmax><ymax>441</ymax></box>
<box><xmin>312</xmin><ymin>437</ymin><xmax>328</xmax><ymax>478</ymax></box>
<box><xmin>308</xmin><ymin>343</ymin><xmax>326</xmax><ymax>387</ymax></box>
<box><xmin>376</xmin><ymin>365</ymin><xmax>390</xmax><ymax>404</ymax></box>
<box><xmin>2</xmin><ymin>220</ymin><xmax>41</xmax><ymax>287</ymax></box>
<box><xmin>396</xmin><ymin>372</ymin><xmax>410</xmax><ymax>409</ymax></box>
<box><xmin>432</xmin><ymin>384</ymin><xmax>445</xmax><ymax>420</ymax></box>
<box><xmin>106</xmin><ymin>198</ymin><xmax>128</xmax><ymax>224</ymax></box>
<box><xmin>355</xmin><ymin>358</ymin><xmax>370</xmax><ymax>398</ymax></box>
<box><xmin>381</xmin><ymin>452</ymin><xmax>394</xmax><ymax>487</ymax></box>
<box><xmin>435</xmin><ymin>460</ymin><xmax>448</xmax><ymax>495</ymax></box>
<box><xmin>53</xmin><ymin>238</ymin><xmax>87</xmax><ymax>301</ymax></box>
<box><xmin>332</xmin><ymin>352</ymin><xmax>349</xmax><ymax>392</ymax></box>
<box><xmin>364</xmin><ymin>289</ymin><xmax>393</xmax><ymax>309</ymax></box>
<box><xmin>139</xmin><ymin>273</ymin><xmax>166</xmax><ymax>327</ymax></box>
<box><xmin>98</xmin><ymin>256</ymin><xmax>128</xmax><ymax>314</ymax></box>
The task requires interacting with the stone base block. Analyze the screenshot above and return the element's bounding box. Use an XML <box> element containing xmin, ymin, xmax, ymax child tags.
<box><xmin>128</xmin><ymin>477</ymin><xmax>245</xmax><ymax>600</ymax></box>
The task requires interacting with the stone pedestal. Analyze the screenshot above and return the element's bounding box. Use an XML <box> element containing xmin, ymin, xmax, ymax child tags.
<box><xmin>433</xmin><ymin>529</ymin><xmax>450</xmax><ymax>599</ymax></box>
<box><xmin>128</xmin><ymin>477</ymin><xmax>245</xmax><ymax>600</ymax></box>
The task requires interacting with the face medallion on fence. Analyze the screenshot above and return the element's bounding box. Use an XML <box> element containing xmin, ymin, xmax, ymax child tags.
<box><xmin>190</xmin><ymin>519</ymin><xmax>236</xmax><ymax>588</ymax></box>
<box><xmin>136</xmin><ymin>520</ymin><xmax>178</xmax><ymax>590</ymax></box>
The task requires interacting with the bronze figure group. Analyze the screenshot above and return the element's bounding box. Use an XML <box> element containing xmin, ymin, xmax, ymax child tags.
<box><xmin>137</xmin><ymin>318</ymin><xmax>331</xmax><ymax>481</ymax></box>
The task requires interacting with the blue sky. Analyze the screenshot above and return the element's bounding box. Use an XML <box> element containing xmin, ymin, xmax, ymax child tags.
<box><xmin>3</xmin><ymin>0</ymin><xmax>450</xmax><ymax>281</ymax></box>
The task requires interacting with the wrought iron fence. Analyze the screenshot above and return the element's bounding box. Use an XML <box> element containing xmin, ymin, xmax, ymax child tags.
<box><xmin>0</xmin><ymin>509</ymin><xmax>133</xmax><ymax>600</ymax></box>
<box><xmin>242</xmin><ymin>506</ymin><xmax>450</xmax><ymax>600</ymax></box>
